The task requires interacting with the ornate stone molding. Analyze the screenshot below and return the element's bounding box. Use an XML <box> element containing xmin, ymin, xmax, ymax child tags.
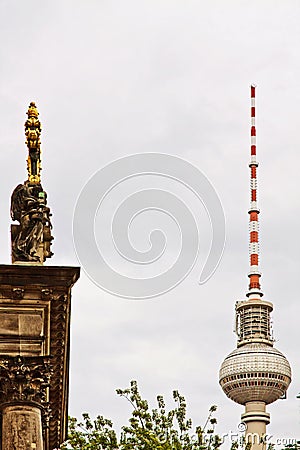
<box><xmin>0</xmin><ymin>355</ymin><xmax>52</xmax><ymax>407</ymax></box>
<box><xmin>49</xmin><ymin>293</ymin><xmax>69</xmax><ymax>449</ymax></box>
<box><xmin>12</xmin><ymin>287</ymin><xmax>25</xmax><ymax>300</ymax></box>
<box><xmin>41</xmin><ymin>288</ymin><xmax>53</xmax><ymax>300</ymax></box>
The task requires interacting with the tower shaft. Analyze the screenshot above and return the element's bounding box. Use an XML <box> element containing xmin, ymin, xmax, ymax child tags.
<box><xmin>242</xmin><ymin>402</ymin><xmax>270</xmax><ymax>450</ymax></box>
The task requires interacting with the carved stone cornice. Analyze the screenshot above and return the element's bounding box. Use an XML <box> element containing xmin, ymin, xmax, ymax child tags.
<box><xmin>0</xmin><ymin>265</ymin><xmax>79</xmax><ymax>288</ymax></box>
<box><xmin>0</xmin><ymin>355</ymin><xmax>52</xmax><ymax>406</ymax></box>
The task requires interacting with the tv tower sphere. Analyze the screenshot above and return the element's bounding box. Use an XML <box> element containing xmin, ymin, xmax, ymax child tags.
<box><xmin>219</xmin><ymin>86</ymin><xmax>291</xmax><ymax>449</ymax></box>
<box><xmin>219</xmin><ymin>343</ymin><xmax>291</xmax><ymax>405</ymax></box>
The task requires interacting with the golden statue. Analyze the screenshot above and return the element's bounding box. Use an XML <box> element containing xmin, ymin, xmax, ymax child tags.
<box><xmin>25</xmin><ymin>102</ymin><xmax>42</xmax><ymax>184</ymax></box>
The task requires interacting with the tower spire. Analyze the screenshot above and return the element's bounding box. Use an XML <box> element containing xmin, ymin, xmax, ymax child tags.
<box><xmin>248</xmin><ymin>85</ymin><xmax>262</xmax><ymax>296</ymax></box>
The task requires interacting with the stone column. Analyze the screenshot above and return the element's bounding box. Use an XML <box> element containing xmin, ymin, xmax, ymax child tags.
<box><xmin>0</xmin><ymin>356</ymin><xmax>52</xmax><ymax>450</ymax></box>
<box><xmin>1</xmin><ymin>404</ymin><xmax>43</xmax><ymax>450</ymax></box>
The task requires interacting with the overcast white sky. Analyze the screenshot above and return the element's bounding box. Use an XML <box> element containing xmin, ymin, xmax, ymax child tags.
<box><xmin>1</xmin><ymin>0</ymin><xmax>300</xmax><ymax>446</ymax></box>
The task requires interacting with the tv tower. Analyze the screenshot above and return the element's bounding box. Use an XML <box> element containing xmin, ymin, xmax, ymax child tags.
<box><xmin>219</xmin><ymin>86</ymin><xmax>291</xmax><ymax>450</ymax></box>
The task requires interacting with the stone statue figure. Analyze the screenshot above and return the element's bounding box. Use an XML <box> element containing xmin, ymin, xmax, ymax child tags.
<box><xmin>10</xmin><ymin>182</ymin><xmax>53</xmax><ymax>262</ymax></box>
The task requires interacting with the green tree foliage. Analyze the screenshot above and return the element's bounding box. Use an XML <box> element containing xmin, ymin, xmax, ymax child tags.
<box><xmin>60</xmin><ymin>380</ymin><xmax>222</xmax><ymax>450</ymax></box>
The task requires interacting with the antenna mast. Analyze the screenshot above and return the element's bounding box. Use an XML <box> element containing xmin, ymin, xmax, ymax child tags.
<box><xmin>248</xmin><ymin>85</ymin><xmax>262</xmax><ymax>297</ymax></box>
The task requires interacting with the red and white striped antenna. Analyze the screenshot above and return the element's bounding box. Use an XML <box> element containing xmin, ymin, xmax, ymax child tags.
<box><xmin>247</xmin><ymin>84</ymin><xmax>263</xmax><ymax>297</ymax></box>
